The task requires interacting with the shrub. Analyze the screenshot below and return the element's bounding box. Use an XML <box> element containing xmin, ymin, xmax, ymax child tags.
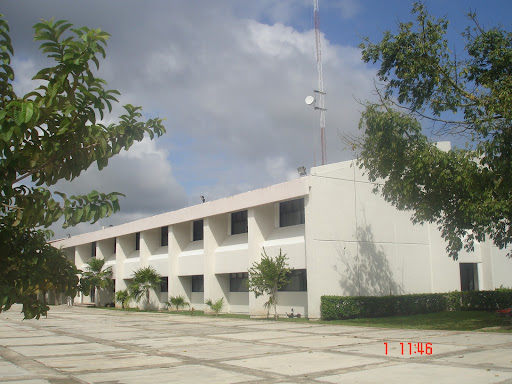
<box><xmin>321</xmin><ymin>290</ymin><xmax>512</xmax><ymax>320</ymax></box>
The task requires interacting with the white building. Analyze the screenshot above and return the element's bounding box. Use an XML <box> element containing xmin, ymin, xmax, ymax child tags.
<box><xmin>52</xmin><ymin>159</ymin><xmax>512</xmax><ymax>318</ymax></box>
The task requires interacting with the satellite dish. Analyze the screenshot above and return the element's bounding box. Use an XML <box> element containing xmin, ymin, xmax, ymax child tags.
<box><xmin>305</xmin><ymin>95</ymin><xmax>315</xmax><ymax>105</ymax></box>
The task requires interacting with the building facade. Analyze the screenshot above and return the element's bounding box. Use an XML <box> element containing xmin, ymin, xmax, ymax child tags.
<box><xmin>52</xmin><ymin>160</ymin><xmax>512</xmax><ymax>318</ymax></box>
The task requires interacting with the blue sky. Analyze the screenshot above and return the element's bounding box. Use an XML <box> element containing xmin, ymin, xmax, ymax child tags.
<box><xmin>3</xmin><ymin>0</ymin><xmax>511</xmax><ymax>237</ymax></box>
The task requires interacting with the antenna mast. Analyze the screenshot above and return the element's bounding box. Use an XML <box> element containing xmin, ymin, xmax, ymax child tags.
<box><xmin>314</xmin><ymin>0</ymin><xmax>327</xmax><ymax>165</ymax></box>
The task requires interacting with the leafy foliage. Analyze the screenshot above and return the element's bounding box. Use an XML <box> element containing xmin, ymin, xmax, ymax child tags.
<box><xmin>353</xmin><ymin>3</ymin><xmax>512</xmax><ymax>259</ymax></box>
<box><xmin>79</xmin><ymin>258</ymin><xmax>113</xmax><ymax>307</ymax></box>
<box><xmin>168</xmin><ymin>295</ymin><xmax>189</xmax><ymax>312</ymax></box>
<box><xmin>247</xmin><ymin>248</ymin><xmax>291</xmax><ymax>319</ymax></box>
<box><xmin>0</xmin><ymin>14</ymin><xmax>165</xmax><ymax>318</ymax></box>
<box><xmin>0</xmin><ymin>15</ymin><xmax>165</xmax><ymax>230</ymax></box>
<box><xmin>204</xmin><ymin>298</ymin><xmax>224</xmax><ymax>315</ymax></box>
<box><xmin>115</xmin><ymin>289</ymin><xmax>130</xmax><ymax>309</ymax></box>
<box><xmin>321</xmin><ymin>290</ymin><xmax>512</xmax><ymax>320</ymax></box>
<box><xmin>129</xmin><ymin>266</ymin><xmax>162</xmax><ymax>309</ymax></box>
<box><xmin>0</xmin><ymin>225</ymin><xmax>80</xmax><ymax>319</ymax></box>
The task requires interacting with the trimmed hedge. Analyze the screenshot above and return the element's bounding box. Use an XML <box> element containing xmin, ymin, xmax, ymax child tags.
<box><xmin>321</xmin><ymin>290</ymin><xmax>512</xmax><ymax>320</ymax></box>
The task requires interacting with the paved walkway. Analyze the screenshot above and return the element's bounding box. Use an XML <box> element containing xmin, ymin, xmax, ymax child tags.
<box><xmin>1</xmin><ymin>305</ymin><xmax>512</xmax><ymax>383</ymax></box>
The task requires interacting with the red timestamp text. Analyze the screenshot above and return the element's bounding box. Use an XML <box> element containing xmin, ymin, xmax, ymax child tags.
<box><xmin>384</xmin><ymin>342</ymin><xmax>433</xmax><ymax>355</ymax></box>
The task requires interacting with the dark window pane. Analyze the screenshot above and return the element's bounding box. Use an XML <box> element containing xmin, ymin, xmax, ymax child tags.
<box><xmin>114</xmin><ymin>238</ymin><xmax>116</xmax><ymax>254</ymax></box>
<box><xmin>231</xmin><ymin>210</ymin><xmax>248</xmax><ymax>234</ymax></box>
<box><xmin>135</xmin><ymin>232</ymin><xmax>140</xmax><ymax>251</ymax></box>
<box><xmin>280</xmin><ymin>198</ymin><xmax>305</xmax><ymax>227</ymax></box>
<box><xmin>279</xmin><ymin>269</ymin><xmax>307</xmax><ymax>291</ymax></box>
<box><xmin>230</xmin><ymin>272</ymin><xmax>249</xmax><ymax>292</ymax></box>
<box><xmin>192</xmin><ymin>275</ymin><xmax>204</xmax><ymax>292</ymax></box>
<box><xmin>160</xmin><ymin>276</ymin><xmax>169</xmax><ymax>293</ymax></box>
<box><xmin>161</xmin><ymin>226</ymin><xmax>168</xmax><ymax>247</ymax></box>
<box><xmin>91</xmin><ymin>242</ymin><xmax>96</xmax><ymax>258</ymax></box>
<box><xmin>193</xmin><ymin>220</ymin><xmax>203</xmax><ymax>241</ymax></box>
<box><xmin>460</xmin><ymin>263</ymin><xmax>478</xmax><ymax>291</ymax></box>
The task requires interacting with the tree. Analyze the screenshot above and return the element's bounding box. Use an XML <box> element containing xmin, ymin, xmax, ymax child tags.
<box><xmin>0</xmin><ymin>226</ymin><xmax>80</xmax><ymax>319</ymax></box>
<box><xmin>247</xmin><ymin>248</ymin><xmax>291</xmax><ymax>320</ymax></box>
<box><xmin>352</xmin><ymin>2</ymin><xmax>512</xmax><ymax>259</ymax></box>
<box><xmin>129</xmin><ymin>266</ymin><xmax>162</xmax><ymax>310</ymax></box>
<box><xmin>80</xmin><ymin>258</ymin><xmax>113</xmax><ymax>307</ymax></box>
<box><xmin>115</xmin><ymin>289</ymin><xmax>130</xmax><ymax>309</ymax></box>
<box><xmin>0</xmin><ymin>14</ymin><xmax>165</xmax><ymax>318</ymax></box>
<box><xmin>168</xmin><ymin>295</ymin><xmax>189</xmax><ymax>312</ymax></box>
<box><xmin>204</xmin><ymin>298</ymin><xmax>224</xmax><ymax>316</ymax></box>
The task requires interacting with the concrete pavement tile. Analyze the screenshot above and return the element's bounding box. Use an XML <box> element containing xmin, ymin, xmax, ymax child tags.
<box><xmin>335</xmin><ymin>341</ymin><xmax>467</xmax><ymax>359</ymax></box>
<box><xmin>0</xmin><ymin>357</ymin><xmax>31</xmax><ymax>377</ymax></box>
<box><xmin>290</xmin><ymin>325</ymin><xmax>382</xmax><ymax>335</ymax></box>
<box><xmin>89</xmin><ymin>331</ymin><xmax>160</xmax><ymax>341</ymax></box>
<box><xmin>262</xmin><ymin>334</ymin><xmax>375</xmax><ymax>348</ymax></box>
<box><xmin>434</xmin><ymin>348</ymin><xmax>512</xmax><ymax>368</ymax></box>
<box><xmin>240</xmin><ymin>322</ymin><xmax>315</xmax><ymax>330</ymax></box>
<box><xmin>0</xmin><ymin>330</ymin><xmax>55</xmax><ymax>338</ymax></box>
<box><xmin>119</xmin><ymin>335</ymin><xmax>219</xmax><ymax>349</ymax></box>
<box><xmin>10</xmin><ymin>342</ymin><xmax>121</xmax><ymax>357</ymax></box>
<box><xmin>0</xmin><ymin>380</ymin><xmax>50</xmax><ymax>384</ymax></box>
<box><xmin>36</xmin><ymin>352</ymin><xmax>181</xmax><ymax>372</ymax></box>
<box><xmin>358</xmin><ymin>329</ymin><xmax>450</xmax><ymax>340</ymax></box>
<box><xmin>426</xmin><ymin>333</ymin><xmax>512</xmax><ymax>346</ymax></box>
<box><xmin>226</xmin><ymin>351</ymin><xmax>385</xmax><ymax>376</ymax></box>
<box><xmin>211</xmin><ymin>330</ymin><xmax>304</xmax><ymax>341</ymax></box>
<box><xmin>0</xmin><ymin>336</ymin><xmax>87</xmax><ymax>347</ymax></box>
<box><xmin>75</xmin><ymin>364</ymin><xmax>259</xmax><ymax>383</ymax></box>
<box><xmin>317</xmin><ymin>362</ymin><xmax>512</xmax><ymax>383</ymax></box>
<box><xmin>167</xmin><ymin>340</ymin><xmax>292</xmax><ymax>360</ymax></box>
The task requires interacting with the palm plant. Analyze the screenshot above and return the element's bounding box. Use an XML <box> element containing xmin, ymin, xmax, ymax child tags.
<box><xmin>115</xmin><ymin>289</ymin><xmax>130</xmax><ymax>309</ymax></box>
<box><xmin>205</xmin><ymin>297</ymin><xmax>224</xmax><ymax>316</ymax></box>
<box><xmin>80</xmin><ymin>258</ymin><xmax>113</xmax><ymax>307</ymax></box>
<box><xmin>130</xmin><ymin>266</ymin><xmax>162</xmax><ymax>310</ymax></box>
<box><xmin>168</xmin><ymin>295</ymin><xmax>189</xmax><ymax>312</ymax></box>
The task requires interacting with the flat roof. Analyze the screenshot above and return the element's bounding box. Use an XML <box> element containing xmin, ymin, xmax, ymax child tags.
<box><xmin>51</xmin><ymin>176</ymin><xmax>309</xmax><ymax>248</ymax></box>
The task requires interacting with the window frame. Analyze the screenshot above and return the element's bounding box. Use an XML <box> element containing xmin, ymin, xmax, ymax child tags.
<box><xmin>191</xmin><ymin>275</ymin><xmax>204</xmax><ymax>292</ymax></box>
<box><xmin>231</xmin><ymin>210</ymin><xmax>248</xmax><ymax>235</ymax></box>
<box><xmin>160</xmin><ymin>276</ymin><xmax>169</xmax><ymax>293</ymax></box>
<box><xmin>135</xmin><ymin>232</ymin><xmax>140</xmax><ymax>251</ymax></box>
<box><xmin>279</xmin><ymin>198</ymin><xmax>305</xmax><ymax>228</ymax></box>
<box><xmin>193</xmin><ymin>220</ymin><xmax>204</xmax><ymax>241</ymax></box>
<box><xmin>161</xmin><ymin>226</ymin><xmax>168</xmax><ymax>247</ymax></box>
<box><xmin>279</xmin><ymin>269</ymin><xmax>307</xmax><ymax>292</ymax></box>
<box><xmin>230</xmin><ymin>272</ymin><xmax>249</xmax><ymax>292</ymax></box>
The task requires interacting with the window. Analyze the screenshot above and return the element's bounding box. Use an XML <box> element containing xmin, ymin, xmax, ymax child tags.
<box><xmin>91</xmin><ymin>242</ymin><xmax>96</xmax><ymax>258</ymax></box>
<box><xmin>192</xmin><ymin>275</ymin><xmax>204</xmax><ymax>292</ymax></box>
<box><xmin>193</xmin><ymin>220</ymin><xmax>203</xmax><ymax>241</ymax></box>
<box><xmin>113</xmin><ymin>238</ymin><xmax>116</xmax><ymax>254</ymax></box>
<box><xmin>230</xmin><ymin>272</ymin><xmax>249</xmax><ymax>292</ymax></box>
<box><xmin>280</xmin><ymin>198</ymin><xmax>305</xmax><ymax>227</ymax></box>
<box><xmin>279</xmin><ymin>269</ymin><xmax>307</xmax><ymax>291</ymax></box>
<box><xmin>231</xmin><ymin>210</ymin><xmax>248</xmax><ymax>235</ymax></box>
<box><xmin>460</xmin><ymin>263</ymin><xmax>479</xmax><ymax>291</ymax></box>
<box><xmin>135</xmin><ymin>232</ymin><xmax>140</xmax><ymax>251</ymax></box>
<box><xmin>161</xmin><ymin>226</ymin><xmax>168</xmax><ymax>247</ymax></box>
<box><xmin>160</xmin><ymin>277</ymin><xmax>169</xmax><ymax>293</ymax></box>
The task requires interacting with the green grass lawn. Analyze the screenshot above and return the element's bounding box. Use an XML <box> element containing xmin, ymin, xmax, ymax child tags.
<box><xmin>89</xmin><ymin>307</ymin><xmax>511</xmax><ymax>332</ymax></box>
<box><xmin>320</xmin><ymin>311</ymin><xmax>512</xmax><ymax>332</ymax></box>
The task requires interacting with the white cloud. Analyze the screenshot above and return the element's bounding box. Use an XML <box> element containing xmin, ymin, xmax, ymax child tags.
<box><xmin>5</xmin><ymin>1</ymin><xmax>377</xmax><ymax>238</ymax></box>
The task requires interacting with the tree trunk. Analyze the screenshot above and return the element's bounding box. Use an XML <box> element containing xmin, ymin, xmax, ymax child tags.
<box><xmin>95</xmin><ymin>286</ymin><xmax>101</xmax><ymax>307</ymax></box>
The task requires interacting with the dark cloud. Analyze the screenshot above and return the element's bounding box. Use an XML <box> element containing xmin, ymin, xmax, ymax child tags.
<box><xmin>5</xmin><ymin>1</ymin><xmax>375</xmax><ymax>237</ymax></box>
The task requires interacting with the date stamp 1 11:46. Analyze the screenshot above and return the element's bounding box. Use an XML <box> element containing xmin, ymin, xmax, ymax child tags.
<box><xmin>384</xmin><ymin>342</ymin><xmax>433</xmax><ymax>356</ymax></box>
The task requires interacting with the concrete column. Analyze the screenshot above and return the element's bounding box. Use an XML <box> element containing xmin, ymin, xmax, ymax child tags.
<box><xmin>204</xmin><ymin>214</ymin><xmax>228</xmax><ymax>313</ymax></box>
<box><xmin>169</xmin><ymin>223</ymin><xmax>190</xmax><ymax>301</ymax></box>
<box><xmin>248</xmin><ymin>204</ymin><xmax>275</xmax><ymax>317</ymax></box>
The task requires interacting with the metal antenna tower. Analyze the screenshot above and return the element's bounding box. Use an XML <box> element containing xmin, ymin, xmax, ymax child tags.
<box><xmin>314</xmin><ymin>0</ymin><xmax>327</xmax><ymax>165</ymax></box>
